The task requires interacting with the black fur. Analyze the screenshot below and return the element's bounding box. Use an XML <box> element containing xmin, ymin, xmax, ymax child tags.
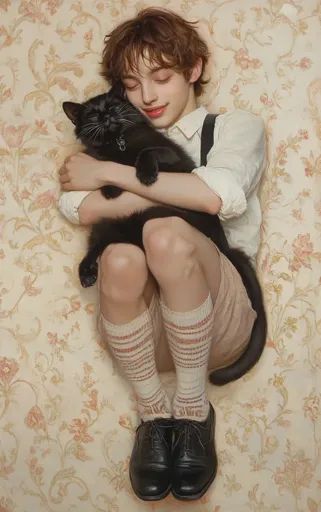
<box><xmin>62</xmin><ymin>86</ymin><xmax>267</xmax><ymax>385</ymax></box>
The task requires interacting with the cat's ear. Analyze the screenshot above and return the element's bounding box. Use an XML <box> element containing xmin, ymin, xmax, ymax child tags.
<box><xmin>109</xmin><ymin>81</ymin><xmax>126</xmax><ymax>99</ymax></box>
<box><xmin>62</xmin><ymin>101</ymin><xmax>83</xmax><ymax>124</ymax></box>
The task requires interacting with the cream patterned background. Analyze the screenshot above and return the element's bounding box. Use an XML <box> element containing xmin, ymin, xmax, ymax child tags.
<box><xmin>1</xmin><ymin>1</ymin><xmax>321</xmax><ymax>511</ymax></box>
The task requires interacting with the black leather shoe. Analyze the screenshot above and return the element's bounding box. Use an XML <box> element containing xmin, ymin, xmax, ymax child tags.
<box><xmin>171</xmin><ymin>402</ymin><xmax>217</xmax><ymax>500</ymax></box>
<box><xmin>129</xmin><ymin>417</ymin><xmax>173</xmax><ymax>501</ymax></box>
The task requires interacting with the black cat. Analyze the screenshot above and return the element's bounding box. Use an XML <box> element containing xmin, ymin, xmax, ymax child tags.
<box><xmin>62</xmin><ymin>86</ymin><xmax>267</xmax><ymax>385</ymax></box>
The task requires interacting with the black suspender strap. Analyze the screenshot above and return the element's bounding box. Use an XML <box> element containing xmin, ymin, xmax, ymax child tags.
<box><xmin>200</xmin><ymin>113</ymin><xmax>218</xmax><ymax>166</ymax></box>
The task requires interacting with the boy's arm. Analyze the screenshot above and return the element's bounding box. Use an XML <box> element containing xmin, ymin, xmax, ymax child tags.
<box><xmin>79</xmin><ymin>190</ymin><xmax>169</xmax><ymax>225</ymax></box>
<box><xmin>191</xmin><ymin>110</ymin><xmax>266</xmax><ymax>221</ymax></box>
<box><xmin>58</xmin><ymin>189</ymin><xmax>166</xmax><ymax>226</ymax></box>
<box><xmin>100</xmin><ymin>167</ymin><xmax>222</xmax><ymax>215</ymax></box>
<box><xmin>58</xmin><ymin>165</ymin><xmax>223</xmax><ymax>225</ymax></box>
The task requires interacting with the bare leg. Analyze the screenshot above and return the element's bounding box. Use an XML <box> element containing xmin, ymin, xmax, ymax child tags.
<box><xmin>142</xmin><ymin>216</ymin><xmax>221</xmax><ymax>311</ymax></box>
<box><xmin>99</xmin><ymin>243</ymin><xmax>158</xmax><ymax>323</ymax></box>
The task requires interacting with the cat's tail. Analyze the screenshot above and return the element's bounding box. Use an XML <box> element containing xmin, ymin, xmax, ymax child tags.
<box><xmin>208</xmin><ymin>249</ymin><xmax>267</xmax><ymax>386</ymax></box>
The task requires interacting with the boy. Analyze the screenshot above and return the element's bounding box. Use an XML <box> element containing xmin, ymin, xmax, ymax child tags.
<box><xmin>58</xmin><ymin>7</ymin><xmax>265</xmax><ymax>502</ymax></box>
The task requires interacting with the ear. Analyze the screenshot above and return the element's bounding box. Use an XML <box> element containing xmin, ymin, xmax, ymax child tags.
<box><xmin>189</xmin><ymin>58</ymin><xmax>203</xmax><ymax>84</ymax></box>
<box><xmin>109</xmin><ymin>81</ymin><xmax>126</xmax><ymax>99</ymax></box>
<box><xmin>62</xmin><ymin>101</ymin><xmax>83</xmax><ymax>124</ymax></box>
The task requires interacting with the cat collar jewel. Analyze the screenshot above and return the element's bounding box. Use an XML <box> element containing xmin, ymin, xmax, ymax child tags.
<box><xmin>116</xmin><ymin>135</ymin><xmax>126</xmax><ymax>151</ymax></box>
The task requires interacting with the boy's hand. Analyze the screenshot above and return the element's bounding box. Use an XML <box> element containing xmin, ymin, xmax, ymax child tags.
<box><xmin>59</xmin><ymin>152</ymin><xmax>110</xmax><ymax>191</ymax></box>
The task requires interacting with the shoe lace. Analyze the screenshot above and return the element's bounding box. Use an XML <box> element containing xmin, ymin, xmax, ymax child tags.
<box><xmin>174</xmin><ymin>420</ymin><xmax>207</xmax><ymax>451</ymax></box>
<box><xmin>139</xmin><ymin>419</ymin><xmax>173</xmax><ymax>448</ymax></box>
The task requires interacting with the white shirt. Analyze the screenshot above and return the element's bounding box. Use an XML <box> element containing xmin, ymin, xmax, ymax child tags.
<box><xmin>58</xmin><ymin>106</ymin><xmax>266</xmax><ymax>264</ymax></box>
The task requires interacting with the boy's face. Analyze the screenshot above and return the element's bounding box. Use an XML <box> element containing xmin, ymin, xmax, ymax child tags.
<box><xmin>122</xmin><ymin>54</ymin><xmax>201</xmax><ymax>130</ymax></box>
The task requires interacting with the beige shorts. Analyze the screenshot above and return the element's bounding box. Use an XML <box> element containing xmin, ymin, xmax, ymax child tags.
<box><xmin>96</xmin><ymin>248</ymin><xmax>257</xmax><ymax>374</ymax></box>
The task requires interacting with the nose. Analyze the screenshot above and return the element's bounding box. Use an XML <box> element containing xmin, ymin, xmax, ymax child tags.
<box><xmin>141</xmin><ymin>82</ymin><xmax>158</xmax><ymax>105</ymax></box>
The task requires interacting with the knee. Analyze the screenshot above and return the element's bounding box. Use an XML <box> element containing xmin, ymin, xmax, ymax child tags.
<box><xmin>99</xmin><ymin>244</ymin><xmax>148</xmax><ymax>301</ymax></box>
<box><xmin>142</xmin><ymin>217</ymin><xmax>196</xmax><ymax>272</ymax></box>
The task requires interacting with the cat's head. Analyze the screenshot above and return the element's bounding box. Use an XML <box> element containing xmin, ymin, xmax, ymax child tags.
<box><xmin>62</xmin><ymin>83</ymin><xmax>144</xmax><ymax>147</ymax></box>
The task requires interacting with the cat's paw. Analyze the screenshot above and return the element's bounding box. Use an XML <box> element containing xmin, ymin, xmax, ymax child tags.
<box><xmin>79</xmin><ymin>259</ymin><xmax>98</xmax><ymax>288</ymax></box>
<box><xmin>135</xmin><ymin>151</ymin><xmax>158</xmax><ymax>185</ymax></box>
<box><xmin>136</xmin><ymin>165</ymin><xmax>158</xmax><ymax>185</ymax></box>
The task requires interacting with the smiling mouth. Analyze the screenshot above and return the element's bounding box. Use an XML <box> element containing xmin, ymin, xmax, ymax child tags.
<box><xmin>143</xmin><ymin>105</ymin><xmax>167</xmax><ymax>118</ymax></box>
<box><xmin>144</xmin><ymin>105</ymin><xmax>166</xmax><ymax>112</ymax></box>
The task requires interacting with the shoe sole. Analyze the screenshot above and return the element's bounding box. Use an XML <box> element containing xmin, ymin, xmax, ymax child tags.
<box><xmin>129</xmin><ymin>473</ymin><xmax>171</xmax><ymax>501</ymax></box>
<box><xmin>171</xmin><ymin>467</ymin><xmax>217</xmax><ymax>501</ymax></box>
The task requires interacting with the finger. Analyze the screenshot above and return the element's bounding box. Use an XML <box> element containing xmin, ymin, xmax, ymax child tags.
<box><xmin>60</xmin><ymin>166</ymin><xmax>71</xmax><ymax>179</ymax></box>
<box><xmin>60</xmin><ymin>175</ymin><xmax>70</xmax><ymax>184</ymax></box>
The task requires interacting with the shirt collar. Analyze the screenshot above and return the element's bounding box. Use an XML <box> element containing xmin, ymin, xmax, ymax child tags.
<box><xmin>174</xmin><ymin>105</ymin><xmax>209</xmax><ymax>138</ymax></box>
<box><xmin>160</xmin><ymin>105</ymin><xmax>209</xmax><ymax>139</ymax></box>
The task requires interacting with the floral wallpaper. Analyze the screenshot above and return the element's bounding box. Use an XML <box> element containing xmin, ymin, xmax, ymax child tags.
<box><xmin>1</xmin><ymin>1</ymin><xmax>321</xmax><ymax>511</ymax></box>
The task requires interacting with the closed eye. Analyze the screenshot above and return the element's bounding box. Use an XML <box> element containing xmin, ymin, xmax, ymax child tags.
<box><xmin>89</xmin><ymin>114</ymin><xmax>99</xmax><ymax>122</ymax></box>
<box><xmin>124</xmin><ymin>84</ymin><xmax>138</xmax><ymax>91</ymax></box>
<box><xmin>155</xmin><ymin>77</ymin><xmax>171</xmax><ymax>83</ymax></box>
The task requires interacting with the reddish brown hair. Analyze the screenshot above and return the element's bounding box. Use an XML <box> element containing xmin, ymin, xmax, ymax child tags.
<box><xmin>101</xmin><ymin>7</ymin><xmax>210</xmax><ymax>97</ymax></box>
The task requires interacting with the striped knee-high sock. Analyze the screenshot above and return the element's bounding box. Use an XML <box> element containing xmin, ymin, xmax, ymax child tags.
<box><xmin>100</xmin><ymin>305</ymin><xmax>172</xmax><ymax>421</ymax></box>
<box><xmin>160</xmin><ymin>291</ymin><xmax>215</xmax><ymax>421</ymax></box>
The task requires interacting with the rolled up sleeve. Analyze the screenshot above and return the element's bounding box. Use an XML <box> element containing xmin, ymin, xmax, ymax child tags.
<box><xmin>57</xmin><ymin>190</ymin><xmax>92</xmax><ymax>225</ymax></box>
<box><xmin>191</xmin><ymin>110</ymin><xmax>266</xmax><ymax>220</ymax></box>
